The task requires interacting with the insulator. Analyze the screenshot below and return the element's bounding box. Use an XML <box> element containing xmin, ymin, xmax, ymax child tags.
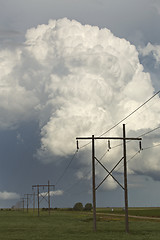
<box><xmin>76</xmin><ymin>140</ymin><xmax>79</xmax><ymax>151</ymax></box>
<box><xmin>108</xmin><ymin>140</ymin><xmax>111</xmax><ymax>149</ymax></box>
<box><xmin>139</xmin><ymin>141</ymin><xmax>143</xmax><ymax>151</ymax></box>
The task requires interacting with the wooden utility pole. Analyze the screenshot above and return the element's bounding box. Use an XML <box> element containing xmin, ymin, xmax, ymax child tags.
<box><xmin>33</xmin><ymin>191</ymin><xmax>35</xmax><ymax>214</ymax></box>
<box><xmin>21</xmin><ymin>198</ymin><xmax>25</xmax><ymax>212</ymax></box>
<box><xmin>24</xmin><ymin>194</ymin><xmax>33</xmax><ymax>213</ymax></box>
<box><xmin>123</xmin><ymin>124</ymin><xmax>129</xmax><ymax>233</ymax></box>
<box><xmin>76</xmin><ymin>124</ymin><xmax>142</xmax><ymax>232</ymax></box>
<box><xmin>92</xmin><ymin>135</ymin><xmax>96</xmax><ymax>231</ymax></box>
<box><xmin>48</xmin><ymin>180</ymin><xmax>51</xmax><ymax>216</ymax></box>
<box><xmin>32</xmin><ymin>181</ymin><xmax>55</xmax><ymax>216</ymax></box>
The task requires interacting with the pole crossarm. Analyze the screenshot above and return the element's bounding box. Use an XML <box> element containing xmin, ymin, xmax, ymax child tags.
<box><xmin>32</xmin><ymin>185</ymin><xmax>55</xmax><ymax>188</ymax></box>
<box><xmin>76</xmin><ymin>137</ymin><xmax>142</xmax><ymax>140</ymax></box>
<box><xmin>95</xmin><ymin>156</ymin><xmax>124</xmax><ymax>191</ymax></box>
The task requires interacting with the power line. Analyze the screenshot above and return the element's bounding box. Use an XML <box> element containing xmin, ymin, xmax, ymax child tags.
<box><xmin>116</xmin><ymin>150</ymin><xmax>140</xmax><ymax>172</ymax></box>
<box><xmin>63</xmin><ymin>148</ymin><xmax>111</xmax><ymax>194</ymax></box>
<box><xmin>64</xmin><ymin>149</ymin><xmax>144</xmax><ymax>197</ymax></box>
<box><xmin>62</xmin><ymin>143</ymin><xmax>160</xmax><ymax>207</ymax></box>
<box><xmin>63</xmin><ymin>174</ymin><xmax>89</xmax><ymax>194</ymax></box>
<box><xmin>55</xmin><ymin>150</ymin><xmax>78</xmax><ymax>186</ymax></box>
<box><xmin>143</xmin><ymin>143</ymin><xmax>160</xmax><ymax>150</ymax></box>
<box><xmin>67</xmin><ymin>124</ymin><xmax>160</xmax><ymax>199</ymax></box>
<box><xmin>107</xmin><ymin>125</ymin><xmax>160</xmax><ymax>151</ymax></box>
<box><xmin>68</xmin><ymin>128</ymin><xmax>144</xmax><ymax>195</ymax></box>
<box><xmin>138</xmin><ymin>126</ymin><xmax>160</xmax><ymax>138</ymax></box>
<box><xmin>125</xmin><ymin>96</ymin><xmax>160</xmax><ymax>127</ymax></box>
<box><xmin>62</xmin><ymin>133</ymin><xmax>160</xmax><ymax>196</ymax></box>
<box><xmin>99</xmin><ymin>90</ymin><xmax>160</xmax><ymax>137</ymax></box>
<box><xmin>115</xmin><ymin>141</ymin><xmax>160</xmax><ymax>172</ymax></box>
<box><xmin>59</xmin><ymin>137</ymin><xmax>160</xmax><ymax>207</ymax></box>
<box><xmin>107</xmin><ymin>141</ymin><xmax>160</xmax><ymax>175</ymax></box>
<box><xmin>54</xmin><ymin>91</ymin><xmax>160</xmax><ymax>207</ymax></box>
<box><xmin>79</xmin><ymin>90</ymin><xmax>160</xmax><ymax>150</ymax></box>
<box><xmin>80</xmin><ymin>124</ymin><xmax>160</xmax><ymax>172</ymax></box>
<box><xmin>113</xmin><ymin>143</ymin><xmax>160</xmax><ymax>179</ymax></box>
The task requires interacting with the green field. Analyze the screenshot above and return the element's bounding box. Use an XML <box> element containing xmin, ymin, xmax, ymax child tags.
<box><xmin>0</xmin><ymin>208</ymin><xmax>160</xmax><ymax>240</ymax></box>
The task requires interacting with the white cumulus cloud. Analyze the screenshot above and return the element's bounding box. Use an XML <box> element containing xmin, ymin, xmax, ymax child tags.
<box><xmin>40</xmin><ymin>190</ymin><xmax>63</xmax><ymax>197</ymax></box>
<box><xmin>0</xmin><ymin>18</ymin><xmax>160</xmax><ymax>189</ymax></box>
<box><xmin>0</xmin><ymin>191</ymin><xmax>20</xmax><ymax>200</ymax></box>
<box><xmin>140</xmin><ymin>42</ymin><xmax>160</xmax><ymax>67</ymax></box>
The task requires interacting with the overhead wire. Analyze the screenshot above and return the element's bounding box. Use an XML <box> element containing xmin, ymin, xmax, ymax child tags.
<box><xmin>105</xmin><ymin>125</ymin><xmax>160</xmax><ymax>151</ymax></box>
<box><xmin>57</xmin><ymin>139</ymin><xmax>160</xmax><ymax>202</ymax></box>
<box><xmin>54</xmin><ymin>90</ymin><xmax>160</xmax><ymax>198</ymax></box>
<box><xmin>142</xmin><ymin>143</ymin><xmax>160</xmax><ymax>150</ymax></box>
<box><xmin>125</xmin><ymin>95</ymin><xmax>160</xmax><ymax>127</ymax></box>
<box><xmin>63</xmin><ymin>123</ymin><xmax>160</xmax><ymax>194</ymax></box>
<box><xmin>62</xmin><ymin>148</ymin><xmax>111</xmax><ymax>195</ymax></box>
<box><xmin>55</xmin><ymin>150</ymin><xmax>78</xmax><ymax>186</ymax></box>
<box><xmin>60</xmin><ymin>124</ymin><xmax>160</xmax><ymax>196</ymax></box>
<box><xmin>78</xmin><ymin>90</ymin><xmax>160</xmax><ymax>150</ymax></box>
<box><xmin>138</xmin><ymin>126</ymin><xmax>160</xmax><ymax>138</ymax></box>
<box><xmin>106</xmin><ymin>126</ymin><xmax>160</xmax><ymax>174</ymax></box>
<box><xmin>99</xmin><ymin>90</ymin><xmax>160</xmax><ymax>137</ymax></box>
<box><xmin>63</xmin><ymin>165</ymin><xmax>92</xmax><ymax>194</ymax></box>
<box><xmin>99</xmin><ymin>127</ymin><xmax>160</xmax><ymax>187</ymax></box>
<box><xmin>114</xmin><ymin>141</ymin><xmax>160</xmax><ymax>174</ymax></box>
<box><xmin>116</xmin><ymin>150</ymin><xmax>140</xmax><ymax>172</ymax></box>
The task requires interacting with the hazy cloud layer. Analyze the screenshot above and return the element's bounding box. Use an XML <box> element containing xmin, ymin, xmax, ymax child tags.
<box><xmin>1</xmin><ymin>18</ymin><xmax>160</xmax><ymax>189</ymax></box>
<box><xmin>0</xmin><ymin>191</ymin><xmax>20</xmax><ymax>200</ymax></box>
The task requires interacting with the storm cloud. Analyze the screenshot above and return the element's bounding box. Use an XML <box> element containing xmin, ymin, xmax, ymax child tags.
<box><xmin>0</xmin><ymin>18</ymin><xmax>160</xmax><ymax>190</ymax></box>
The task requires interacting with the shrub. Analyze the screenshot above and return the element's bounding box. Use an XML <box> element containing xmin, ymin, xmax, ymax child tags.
<box><xmin>84</xmin><ymin>203</ymin><xmax>92</xmax><ymax>211</ymax></box>
<box><xmin>73</xmin><ymin>202</ymin><xmax>83</xmax><ymax>211</ymax></box>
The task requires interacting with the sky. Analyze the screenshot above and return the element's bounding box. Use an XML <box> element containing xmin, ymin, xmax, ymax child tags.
<box><xmin>0</xmin><ymin>0</ymin><xmax>160</xmax><ymax>209</ymax></box>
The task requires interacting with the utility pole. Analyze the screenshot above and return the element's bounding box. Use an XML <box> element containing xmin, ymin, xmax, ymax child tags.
<box><xmin>21</xmin><ymin>197</ymin><xmax>28</xmax><ymax>212</ymax></box>
<box><xmin>21</xmin><ymin>198</ymin><xmax>25</xmax><ymax>212</ymax></box>
<box><xmin>76</xmin><ymin>124</ymin><xmax>142</xmax><ymax>232</ymax></box>
<box><xmin>33</xmin><ymin>191</ymin><xmax>35</xmax><ymax>214</ymax></box>
<box><xmin>32</xmin><ymin>181</ymin><xmax>55</xmax><ymax>216</ymax></box>
<box><xmin>92</xmin><ymin>135</ymin><xmax>96</xmax><ymax>231</ymax></box>
<box><xmin>24</xmin><ymin>194</ymin><xmax>33</xmax><ymax>213</ymax></box>
<box><xmin>48</xmin><ymin>180</ymin><xmax>51</xmax><ymax>216</ymax></box>
<box><xmin>32</xmin><ymin>184</ymin><xmax>39</xmax><ymax>216</ymax></box>
<box><xmin>123</xmin><ymin>124</ymin><xmax>129</xmax><ymax>233</ymax></box>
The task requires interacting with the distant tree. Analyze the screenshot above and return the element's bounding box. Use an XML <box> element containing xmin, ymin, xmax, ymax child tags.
<box><xmin>73</xmin><ymin>202</ymin><xmax>83</xmax><ymax>211</ymax></box>
<box><xmin>84</xmin><ymin>203</ymin><xmax>92</xmax><ymax>211</ymax></box>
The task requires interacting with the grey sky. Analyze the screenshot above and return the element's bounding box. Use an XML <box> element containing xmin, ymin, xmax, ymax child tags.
<box><xmin>1</xmin><ymin>0</ymin><xmax>160</xmax><ymax>44</ymax></box>
<box><xmin>0</xmin><ymin>0</ymin><xmax>160</xmax><ymax>209</ymax></box>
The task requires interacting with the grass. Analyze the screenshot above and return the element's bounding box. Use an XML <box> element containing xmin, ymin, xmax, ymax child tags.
<box><xmin>97</xmin><ymin>207</ymin><xmax>160</xmax><ymax>218</ymax></box>
<box><xmin>0</xmin><ymin>208</ymin><xmax>160</xmax><ymax>240</ymax></box>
